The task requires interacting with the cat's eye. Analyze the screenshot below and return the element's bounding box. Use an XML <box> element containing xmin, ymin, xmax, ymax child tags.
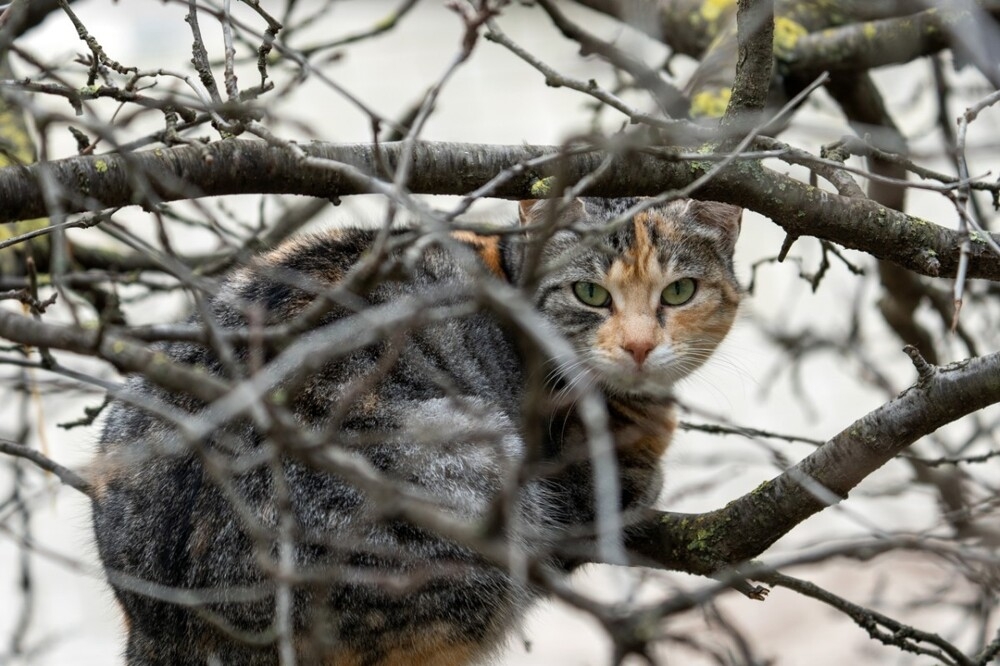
<box><xmin>573</xmin><ymin>281</ymin><xmax>611</xmax><ymax>308</ymax></box>
<box><xmin>661</xmin><ymin>278</ymin><xmax>696</xmax><ymax>306</ymax></box>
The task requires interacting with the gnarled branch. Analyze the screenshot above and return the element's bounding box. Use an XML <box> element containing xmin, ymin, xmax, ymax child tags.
<box><xmin>0</xmin><ymin>139</ymin><xmax>998</xmax><ymax>280</ymax></box>
<box><xmin>622</xmin><ymin>349</ymin><xmax>1000</xmax><ymax>575</ymax></box>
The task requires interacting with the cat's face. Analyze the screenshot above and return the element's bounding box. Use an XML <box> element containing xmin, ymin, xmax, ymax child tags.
<box><xmin>524</xmin><ymin>197</ymin><xmax>741</xmax><ymax>399</ymax></box>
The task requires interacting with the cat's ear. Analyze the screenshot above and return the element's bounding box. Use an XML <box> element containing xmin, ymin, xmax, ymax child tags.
<box><xmin>518</xmin><ymin>200</ymin><xmax>539</xmax><ymax>225</ymax></box>
<box><xmin>686</xmin><ymin>200</ymin><xmax>742</xmax><ymax>253</ymax></box>
<box><xmin>517</xmin><ymin>198</ymin><xmax>586</xmax><ymax>226</ymax></box>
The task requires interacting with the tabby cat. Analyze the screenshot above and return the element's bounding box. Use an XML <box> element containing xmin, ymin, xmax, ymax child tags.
<box><xmin>92</xmin><ymin>196</ymin><xmax>742</xmax><ymax>665</ymax></box>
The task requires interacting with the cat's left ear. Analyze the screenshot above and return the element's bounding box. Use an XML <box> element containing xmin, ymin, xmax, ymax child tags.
<box><xmin>518</xmin><ymin>200</ymin><xmax>539</xmax><ymax>225</ymax></box>
<box><xmin>517</xmin><ymin>198</ymin><xmax>585</xmax><ymax>226</ymax></box>
<box><xmin>686</xmin><ymin>200</ymin><xmax>742</xmax><ymax>254</ymax></box>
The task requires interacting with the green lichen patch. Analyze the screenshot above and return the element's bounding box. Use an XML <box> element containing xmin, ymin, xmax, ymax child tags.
<box><xmin>690</xmin><ymin>88</ymin><xmax>732</xmax><ymax>119</ymax></box>
<box><xmin>529</xmin><ymin>176</ymin><xmax>555</xmax><ymax>198</ymax></box>
<box><xmin>691</xmin><ymin>0</ymin><xmax>736</xmax><ymax>39</ymax></box>
<box><xmin>773</xmin><ymin>17</ymin><xmax>809</xmax><ymax>58</ymax></box>
<box><xmin>700</xmin><ymin>0</ymin><xmax>735</xmax><ymax>23</ymax></box>
<box><xmin>683</xmin><ymin>512</ymin><xmax>732</xmax><ymax>559</ymax></box>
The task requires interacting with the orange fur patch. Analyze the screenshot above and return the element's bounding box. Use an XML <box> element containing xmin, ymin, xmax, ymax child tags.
<box><xmin>610</xmin><ymin>400</ymin><xmax>678</xmax><ymax>461</ymax></box>
<box><xmin>669</xmin><ymin>291</ymin><xmax>736</xmax><ymax>347</ymax></box>
<box><xmin>595</xmin><ymin>215</ymin><xmax>667</xmax><ymax>361</ymax></box>
<box><xmin>321</xmin><ymin>626</ymin><xmax>478</xmax><ymax>666</ymax></box>
<box><xmin>451</xmin><ymin>231</ymin><xmax>505</xmax><ymax>278</ymax></box>
<box><xmin>87</xmin><ymin>453</ymin><xmax>127</xmax><ymax>503</ymax></box>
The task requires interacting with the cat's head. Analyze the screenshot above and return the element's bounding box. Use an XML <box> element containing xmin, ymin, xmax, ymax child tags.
<box><xmin>520</xmin><ymin>197</ymin><xmax>742</xmax><ymax>399</ymax></box>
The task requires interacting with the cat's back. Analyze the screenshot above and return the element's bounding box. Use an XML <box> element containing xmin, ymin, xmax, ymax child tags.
<box><xmin>92</xmin><ymin>225</ymin><xmax>534</xmax><ymax>665</ymax></box>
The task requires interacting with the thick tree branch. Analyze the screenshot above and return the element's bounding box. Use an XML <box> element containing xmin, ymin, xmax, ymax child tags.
<box><xmin>782</xmin><ymin>8</ymin><xmax>968</xmax><ymax>75</ymax></box>
<box><xmin>623</xmin><ymin>349</ymin><xmax>1000</xmax><ymax>576</ymax></box>
<box><xmin>569</xmin><ymin>0</ymin><xmax>1000</xmax><ymax>60</ymax></box>
<box><xmin>0</xmin><ymin>309</ymin><xmax>230</xmax><ymax>403</ymax></box>
<box><xmin>0</xmin><ymin>139</ymin><xmax>998</xmax><ymax>280</ymax></box>
<box><xmin>722</xmin><ymin>0</ymin><xmax>773</xmax><ymax>127</ymax></box>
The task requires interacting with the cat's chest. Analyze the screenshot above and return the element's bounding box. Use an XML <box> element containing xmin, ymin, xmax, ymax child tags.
<box><xmin>607</xmin><ymin>400</ymin><xmax>678</xmax><ymax>463</ymax></box>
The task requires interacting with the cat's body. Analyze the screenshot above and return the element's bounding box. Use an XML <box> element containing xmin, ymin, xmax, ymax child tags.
<box><xmin>92</xmin><ymin>197</ymin><xmax>742</xmax><ymax>665</ymax></box>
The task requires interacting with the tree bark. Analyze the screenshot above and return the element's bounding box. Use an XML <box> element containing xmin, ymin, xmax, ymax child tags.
<box><xmin>0</xmin><ymin>139</ymin><xmax>998</xmax><ymax>280</ymax></box>
<box><xmin>623</xmin><ymin>349</ymin><xmax>1000</xmax><ymax>575</ymax></box>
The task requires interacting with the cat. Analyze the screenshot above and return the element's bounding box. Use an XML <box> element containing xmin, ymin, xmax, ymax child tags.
<box><xmin>91</xmin><ymin>196</ymin><xmax>742</xmax><ymax>665</ymax></box>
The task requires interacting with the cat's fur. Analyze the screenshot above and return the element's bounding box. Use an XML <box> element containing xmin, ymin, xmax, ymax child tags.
<box><xmin>91</xmin><ymin>197</ymin><xmax>742</xmax><ymax>665</ymax></box>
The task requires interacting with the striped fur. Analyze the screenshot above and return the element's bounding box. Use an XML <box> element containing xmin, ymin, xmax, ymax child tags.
<box><xmin>92</xmin><ymin>198</ymin><xmax>741</xmax><ymax>665</ymax></box>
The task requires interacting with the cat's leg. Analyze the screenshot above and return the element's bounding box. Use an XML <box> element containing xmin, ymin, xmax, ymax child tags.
<box><xmin>317</xmin><ymin>632</ymin><xmax>484</xmax><ymax>666</ymax></box>
<box><xmin>124</xmin><ymin>624</ymin><xmax>204</xmax><ymax>666</ymax></box>
<box><xmin>123</xmin><ymin>626</ymin><xmax>161</xmax><ymax>666</ymax></box>
<box><xmin>291</xmin><ymin>399</ymin><xmax>530</xmax><ymax>664</ymax></box>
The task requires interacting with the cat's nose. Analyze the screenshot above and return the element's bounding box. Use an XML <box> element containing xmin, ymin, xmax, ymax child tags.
<box><xmin>622</xmin><ymin>341</ymin><xmax>654</xmax><ymax>366</ymax></box>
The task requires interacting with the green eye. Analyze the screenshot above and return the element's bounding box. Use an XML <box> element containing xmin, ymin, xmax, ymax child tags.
<box><xmin>661</xmin><ymin>278</ymin><xmax>696</xmax><ymax>306</ymax></box>
<box><xmin>573</xmin><ymin>281</ymin><xmax>611</xmax><ymax>308</ymax></box>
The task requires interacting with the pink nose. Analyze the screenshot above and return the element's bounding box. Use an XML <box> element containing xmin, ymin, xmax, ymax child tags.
<box><xmin>623</xmin><ymin>341</ymin><xmax>654</xmax><ymax>366</ymax></box>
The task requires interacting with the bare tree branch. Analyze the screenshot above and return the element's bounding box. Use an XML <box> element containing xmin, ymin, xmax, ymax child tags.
<box><xmin>0</xmin><ymin>437</ymin><xmax>91</xmax><ymax>495</ymax></box>
<box><xmin>757</xmin><ymin>570</ymin><xmax>976</xmax><ymax>666</ymax></box>
<box><xmin>622</xmin><ymin>348</ymin><xmax>1000</xmax><ymax>576</ymax></box>
<box><xmin>722</xmin><ymin>0</ymin><xmax>774</xmax><ymax>127</ymax></box>
<box><xmin>0</xmin><ymin>139</ymin><xmax>998</xmax><ymax>280</ymax></box>
<box><xmin>0</xmin><ymin>309</ymin><xmax>230</xmax><ymax>403</ymax></box>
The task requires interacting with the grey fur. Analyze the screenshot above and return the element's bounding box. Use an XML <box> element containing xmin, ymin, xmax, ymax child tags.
<box><xmin>92</xmin><ymin>198</ymin><xmax>741</xmax><ymax>665</ymax></box>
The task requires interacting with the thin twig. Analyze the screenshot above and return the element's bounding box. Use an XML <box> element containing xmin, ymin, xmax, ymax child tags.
<box><xmin>758</xmin><ymin>570</ymin><xmax>975</xmax><ymax>666</ymax></box>
<box><xmin>0</xmin><ymin>438</ymin><xmax>92</xmax><ymax>496</ymax></box>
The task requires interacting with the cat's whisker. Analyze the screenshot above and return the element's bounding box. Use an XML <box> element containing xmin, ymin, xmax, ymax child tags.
<box><xmin>554</xmin><ymin>360</ymin><xmax>597</xmax><ymax>402</ymax></box>
<box><xmin>546</xmin><ymin>356</ymin><xmax>588</xmax><ymax>383</ymax></box>
<box><xmin>544</xmin><ymin>357</ymin><xmax>592</xmax><ymax>394</ymax></box>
